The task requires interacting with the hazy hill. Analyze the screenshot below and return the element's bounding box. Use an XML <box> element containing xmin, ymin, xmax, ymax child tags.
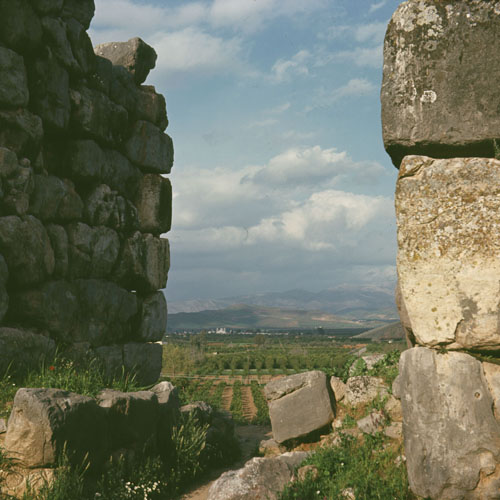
<box><xmin>167</xmin><ymin>284</ymin><xmax>398</xmax><ymax>321</ymax></box>
<box><xmin>353</xmin><ymin>321</ymin><xmax>405</xmax><ymax>341</ymax></box>
<box><xmin>167</xmin><ymin>303</ymin><xmax>388</xmax><ymax>332</ymax></box>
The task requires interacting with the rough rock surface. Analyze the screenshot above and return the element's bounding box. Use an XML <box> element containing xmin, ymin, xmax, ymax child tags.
<box><xmin>381</xmin><ymin>1</ymin><xmax>500</xmax><ymax>167</ymax></box>
<box><xmin>329</xmin><ymin>376</ymin><xmax>347</xmax><ymax>402</ymax></box>
<box><xmin>396</xmin><ymin>155</ymin><xmax>500</xmax><ymax>350</ymax></box>
<box><xmin>207</xmin><ymin>452</ymin><xmax>308</xmax><ymax>500</ymax></box>
<box><xmin>395</xmin><ymin>347</ymin><xmax>500</xmax><ymax>499</ymax></box>
<box><xmin>4</xmin><ymin>388</ymin><xmax>109</xmax><ymax>469</ymax></box>
<box><xmin>344</xmin><ymin>376</ymin><xmax>388</xmax><ymax>406</ymax></box>
<box><xmin>136</xmin><ymin>291</ymin><xmax>167</xmax><ymax>342</ymax></box>
<box><xmin>265</xmin><ymin>371</ymin><xmax>335</xmax><ymax>444</ymax></box>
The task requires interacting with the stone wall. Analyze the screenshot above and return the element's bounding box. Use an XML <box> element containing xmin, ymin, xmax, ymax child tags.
<box><xmin>0</xmin><ymin>0</ymin><xmax>172</xmax><ymax>385</ymax></box>
<box><xmin>382</xmin><ymin>1</ymin><xmax>500</xmax><ymax>498</ymax></box>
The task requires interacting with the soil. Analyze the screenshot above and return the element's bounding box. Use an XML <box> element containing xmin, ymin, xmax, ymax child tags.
<box><xmin>221</xmin><ymin>385</ymin><xmax>233</xmax><ymax>411</ymax></box>
<box><xmin>241</xmin><ymin>385</ymin><xmax>257</xmax><ymax>421</ymax></box>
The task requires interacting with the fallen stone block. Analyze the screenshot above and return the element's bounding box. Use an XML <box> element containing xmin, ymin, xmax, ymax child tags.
<box><xmin>344</xmin><ymin>376</ymin><xmax>388</xmax><ymax>407</ymax></box>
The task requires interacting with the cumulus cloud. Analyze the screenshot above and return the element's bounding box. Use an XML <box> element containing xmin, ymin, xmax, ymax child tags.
<box><xmin>369</xmin><ymin>1</ymin><xmax>389</xmax><ymax>13</ymax></box>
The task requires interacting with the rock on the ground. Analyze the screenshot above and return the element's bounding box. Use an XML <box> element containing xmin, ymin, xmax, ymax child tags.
<box><xmin>330</xmin><ymin>375</ymin><xmax>347</xmax><ymax>402</ymax></box>
<box><xmin>4</xmin><ymin>388</ymin><xmax>109</xmax><ymax>469</ymax></box>
<box><xmin>396</xmin><ymin>156</ymin><xmax>500</xmax><ymax>350</ymax></box>
<box><xmin>357</xmin><ymin>410</ymin><xmax>385</xmax><ymax>435</ymax></box>
<box><xmin>344</xmin><ymin>376</ymin><xmax>388</xmax><ymax>406</ymax></box>
<box><xmin>207</xmin><ymin>452</ymin><xmax>308</xmax><ymax>500</ymax></box>
<box><xmin>397</xmin><ymin>347</ymin><xmax>500</xmax><ymax>499</ymax></box>
<box><xmin>265</xmin><ymin>371</ymin><xmax>335</xmax><ymax>444</ymax></box>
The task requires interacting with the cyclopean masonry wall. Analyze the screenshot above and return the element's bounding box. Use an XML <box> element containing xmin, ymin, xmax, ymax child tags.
<box><xmin>383</xmin><ymin>1</ymin><xmax>500</xmax><ymax>498</ymax></box>
<box><xmin>0</xmin><ymin>0</ymin><xmax>172</xmax><ymax>385</ymax></box>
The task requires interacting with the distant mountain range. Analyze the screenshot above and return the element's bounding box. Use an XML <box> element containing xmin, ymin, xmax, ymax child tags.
<box><xmin>353</xmin><ymin>321</ymin><xmax>405</xmax><ymax>341</ymax></box>
<box><xmin>167</xmin><ymin>284</ymin><xmax>398</xmax><ymax>320</ymax></box>
<box><xmin>167</xmin><ymin>304</ymin><xmax>386</xmax><ymax>332</ymax></box>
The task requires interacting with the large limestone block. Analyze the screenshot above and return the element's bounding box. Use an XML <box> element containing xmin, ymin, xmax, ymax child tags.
<box><xmin>344</xmin><ymin>376</ymin><xmax>388</xmax><ymax>406</ymax></box>
<box><xmin>0</xmin><ymin>215</ymin><xmax>54</xmax><ymax>288</ymax></box>
<box><xmin>396</xmin><ymin>347</ymin><xmax>500</xmax><ymax>499</ymax></box>
<box><xmin>0</xmin><ymin>328</ymin><xmax>55</xmax><ymax>375</ymax></box>
<box><xmin>122</xmin><ymin>342</ymin><xmax>163</xmax><ymax>385</ymax></box>
<box><xmin>396</xmin><ymin>156</ymin><xmax>500</xmax><ymax>349</ymax></box>
<box><xmin>66</xmin><ymin>139</ymin><xmax>105</xmax><ymax>183</ymax></box>
<box><xmin>94</xmin><ymin>37</ymin><xmax>157</xmax><ymax>85</ymax></box>
<box><xmin>65</xmin><ymin>18</ymin><xmax>96</xmax><ymax>76</ymax></box>
<box><xmin>97</xmin><ymin>389</ymin><xmax>159</xmax><ymax>452</ymax></box>
<box><xmin>134</xmin><ymin>174</ymin><xmax>172</xmax><ymax>234</ymax></box>
<box><xmin>114</xmin><ymin>232</ymin><xmax>170</xmax><ymax>293</ymax></box>
<box><xmin>0</xmin><ymin>47</ymin><xmax>29</xmax><ymax>108</ymax></box>
<box><xmin>40</xmin><ymin>17</ymin><xmax>79</xmax><ymax>76</ymax></box>
<box><xmin>61</xmin><ymin>0</ymin><xmax>95</xmax><ymax>30</ymax></box>
<box><xmin>136</xmin><ymin>292</ymin><xmax>167</xmax><ymax>342</ymax></box>
<box><xmin>137</xmin><ymin>85</ymin><xmax>168</xmax><ymax>131</ymax></box>
<box><xmin>0</xmin><ymin>108</ymin><xmax>43</xmax><ymax>161</ymax></box>
<box><xmin>102</xmin><ymin>149</ymin><xmax>141</xmax><ymax>200</ymax></box>
<box><xmin>10</xmin><ymin>279</ymin><xmax>137</xmax><ymax>346</ymax></box>
<box><xmin>264</xmin><ymin>371</ymin><xmax>334</xmax><ymax>444</ymax></box>
<box><xmin>109</xmin><ymin>65</ymin><xmax>138</xmax><ymax>115</ymax></box>
<box><xmin>207</xmin><ymin>452</ymin><xmax>308</xmax><ymax>500</ymax></box>
<box><xmin>4</xmin><ymin>388</ymin><xmax>109</xmax><ymax>469</ymax></box>
<box><xmin>125</xmin><ymin>121</ymin><xmax>174</xmax><ymax>174</ymax></box>
<box><xmin>382</xmin><ymin>1</ymin><xmax>500</xmax><ymax>167</ymax></box>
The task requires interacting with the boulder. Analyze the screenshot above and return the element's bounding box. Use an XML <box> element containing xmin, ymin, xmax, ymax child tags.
<box><xmin>114</xmin><ymin>232</ymin><xmax>170</xmax><ymax>293</ymax></box>
<box><xmin>4</xmin><ymin>388</ymin><xmax>109</xmax><ymax>469</ymax></box>
<box><xmin>66</xmin><ymin>222</ymin><xmax>120</xmax><ymax>279</ymax></box>
<box><xmin>0</xmin><ymin>47</ymin><xmax>29</xmax><ymax>108</ymax></box>
<box><xmin>381</xmin><ymin>1</ymin><xmax>500</xmax><ymax>167</ymax></box>
<box><xmin>180</xmin><ymin>401</ymin><xmax>213</xmax><ymax>425</ymax></box>
<box><xmin>90</xmin><ymin>55</ymin><xmax>112</xmax><ymax>95</ymax></box>
<box><xmin>0</xmin><ymin>0</ymin><xmax>43</xmax><ymax>54</ymax></box>
<box><xmin>134</xmin><ymin>174</ymin><xmax>172</xmax><ymax>234</ymax></box>
<box><xmin>122</xmin><ymin>342</ymin><xmax>162</xmax><ymax>385</ymax></box>
<box><xmin>1</xmin><ymin>159</ymin><xmax>34</xmax><ymax>216</ymax></box>
<box><xmin>207</xmin><ymin>452</ymin><xmax>308</xmax><ymax>500</ymax></box>
<box><xmin>0</xmin><ymin>215</ymin><xmax>54</xmax><ymax>288</ymax></box>
<box><xmin>265</xmin><ymin>371</ymin><xmax>335</xmax><ymax>444</ymax></box>
<box><xmin>45</xmin><ymin>224</ymin><xmax>68</xmax><ymax>278</ymax></box>
<box><xmin>0</xmin><ymin>328</ymin><xmax>55</xmax><ymax>375</ymax></box>
<box><xmin>94</xmin><ymin>344</ymin><xmax>124</xmax><ymax>380</ymax></box>
<box><xmin>40</xmin><ymin>17</ymin><xmax>79</xmax><ymax>75</ymax></box>
<box><xmin>136</xmin><ymin>291</ymin><xmax>167</xmax><ymax>342</ymax></box>
<box><xmin>10</xmin><ymin>279</ymin><xmax>137</xmax><ymax>346</ymax></box>
<box><xmin>61</xmin><ymin>0</ymin><xmax>95</xmax><ymax>30</ymax></box>
<box><xmin>397</xmin><ymin>347</ymin><xmax>500</xmax><ymax>499</ymax></box>
<box><xmin>482</xmin><ymin>362</ymin><xmax>500</xmax><ymax>421</ymax></box>
<box><xmin>65</xmin><ymin>18</ymin><xmax>95</xmax><ymax>76</ymax></box>
<box><xmin>357</xmin><ymin>410</ymin><xmax>385</xmax><ymax>435</ymax></box>
<box><xmin>30</xmin><ymin>175</ymin><xmax>83</xmax><ymax>222</ymax></box>
<box><xmin>97</xmin><ymin>389</ymin><xmax>159</xmax><ymax>452</ymax></box>
<box><xmin>396</xmin><ymin>155</ymin><xmax>500</xmax><ymax>350</ymax></box>
<box><xmin>66</xmin><ymin>139</ymin><xmax>106</xmax><ymax>184</ymax></box>
<box><xmin>70</xmin><ymin>86</ymin><xmax>128</xmax><ymax>146</ymax></box>
<box><xmin>344</xmin><ymin>376</ymin><xmax>388</xmax><ymax>407</ymax></box>
<box><xmin>330</xmin><ymin>376</ymin><xmax>347</xmax><ymax>402</ymax></box>
<box><xmin>101</xmin><ymin>149</ymin><xmax>141</xmax><ymax>200</ymax></box>
<box><xmin>94</xmin><ymin>37</ymin><xmax>157</xmax><ymax>85</ymax></box>
<box><xmin>109</xmin><ymin>65</ymin><xmax>138</xmax><ymax>115</ymax></box>
<box><xmin>125</xmin><ymin>120</ymin><xmax>174</xmax><ymax>174</ymax></box>
<box><xmin>32</xmin><ymin>0</ymin><xmax>63</xmax><ymax>14</ymax></box>
<box><xmin>137</xmin><ymin>85</ymin><xmax>168</xmax><ymax>130</ymax></box>
<box><xmin>0</xmin><ymin>108</ymin><xmax>43</xmax><ymax>162</ymax></box>
<box><xmin>84</xmin><ymin>184</ymin><xmax>138</xmax><ymax>232</ymax></box>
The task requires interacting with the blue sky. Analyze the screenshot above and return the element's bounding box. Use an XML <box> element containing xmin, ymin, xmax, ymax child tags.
<box><xmin>90</xmin><ymin>0</ymin><xmax>401</xmax><ymax>301</ymax></box>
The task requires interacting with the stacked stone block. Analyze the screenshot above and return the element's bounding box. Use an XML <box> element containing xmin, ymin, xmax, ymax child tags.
<box><xmin>0</xmin><ymin>0</ymin><xmax>172</xmax><ymax>385</ymax></box>
<box><xmin>382</xmin><ymin>1</ymin><xmax>500</xmax><ymax>498</ymax></box>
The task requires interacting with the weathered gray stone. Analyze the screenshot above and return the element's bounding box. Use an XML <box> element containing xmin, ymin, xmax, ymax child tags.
<box><xmin>94</xmin><ymin>37</ymin><xmax>157</xmax><ymax>85</ymax></box>
<box><xmin>0</xmin><ymin>147</ymin><xmax>19</xmax><ymax>179</ymax></box>
<box><xmin>137</xmin><ymin>85</ymin><xmax>168</xmax><ymax>130</ymax></box>
<box><xmin>40</xmin><ymin>17</ymin><xmax>79</xmax><ymax>74</ymax></box>
<box><xmin>181</xmin><ymin>401</ymin><xmax>213</xmax><ymax>425</ymax></box>
<box><xmin>70</xmin><ymin>87</ymin><xmax>128</xmax><ymax>146</ymax></box>
<box><xmin>32</xmin><ymin>0</ymin><xmax>63</xmax><ymax>14</ymax></box>
<box><xmin>0</xmin><ymin>418</ymin><xmax>6</xmax><ymax>433</ymax></box>
<box><xmin>135</xmin><ymin>174</ymin><xmax>172</xmax><ymax>234</ymax></box>
<box><xmin>114</xmin><ymin>232</ymin><xmax>170</xmax><ymax>293</ymax></box>
<box><xmin>207</xmin><ymin>452</ymin><xmax>308</xmax><ymax>500</ymax></box>
<box><xmin>45</xmin><ymin>225</ymin><xmax>68</xmax><ymax>278</ymax></box>
<box><xmin>30</xmin><ymin>175</ymin><xmax>83</xmax><ymax>222</ymax></box>
<box><xmin>381</xmin><ymin>1</ymin><xmax>500</xmax><ymax>167</ymax></box>
<box><xmin>136</xmin><ymin>292</ymin><xmax>167</xmax><ymax>342</ymax></box>
<box><xmin>330</xmin><ymin>376</ymin><xmax>347</xmax><ymax>402</ymax></box>
<box><xmin>0</xmin><ymin>255</ymin><xmax>8</xmax><ymax>322</ymax></box>
<box><xmin>344</xmin><ymin>376</ymin><xmax>388</xmax><ymax>407</ymax></box>
<box><xmin>11</xmin><ymin>279</ymin><xmax>137</xmax><ymax>346</ymax></box>
<box><xmin>395</xmin><ymin>280</ymin><xmax>415</xmax><ymax>348</ymax></box>
<box><xmin>29</xmin><ymin>52</ymin><xmax>71</xmax><ymax>130</ymax></box>
<box><xmin>265</xmin><ymin>371</ymin><xmax>335</xmax><ymax>444</ymax></box>
<box><xmin>0</xmin><ymin>0</ymin><xmax>43</xmax><ymax>54</ymax></box>
<box><xmin>0</xmin><ymin>215</ymin><xmax>54</xmax><ymax>288</ymax></box>
<box><xmin>123</xmin><ymin>342</ymin><xmax>162</xmax><ymax>385</ymax></box>
<box><xmin>398</xmin><ymin>347</ymin><xmax>500</xmax><ymax>499</ymax></box>
<box><xmin>61</xmin><ymin>0</ymin><xmax>95</xmax><ymax>30</ymax></box>
<box><xmin>66</xmin><ymin>18</ymin><xmax>96</xmax><ymax>76</ymax></box>
<box><xmin>0</xmin><ymin>109</ymin><xmax>43</xmax><ymax>161</ymax></box>
<box><xmin>396</xmin><ymin>156</ymin><xmax>500</xmax><ymax>350</ymax></box>
<box><xmin>4</xmin><ymin>388</ymin><xmax>109</xmax><ymax>469</ymax></box>
<box><xmin>483</xmin><ymin>362</ymin><xmax>500</xmax><ymax>422</ymax></box>
<box><xmin>384</xmin><ymin>422</ymin><xmax>402</xmax><ymax>440</ymax></box>
<box><xmin>0</xmin><ymin>329</ymin><xmax>55</xmax><ymax>375</ymax></box>
<box><xmin>384</xmin><ymin>394</ymin><xmax>402</xmax><ymax>423</ymax></box>
<box><xmin>90</xmin><ymin>55</ymin><xmax>112</xmax><ymax>95</ymax></box>
<box><xmin>1</xmin><ymin>160</ymin><xmax>34</xmax><ymax>216</ymax></box>
<box><xmin>66</xmin><ymin>139</ymin><xmax>105</xmax><ymax>183</ymax></box>
<box><xmin>66</xmin><ymin>222</ymin><xmax>120</xmax><ymax>279</ymax></box>
<box><xmin>94</xmin><ymin>344</ymin><xmax>124</xmax><ymax>380</ymax></box>
<box><xmin>97</xmin><ymin>389</ymin><xmax>159</xmax><ymax>452</ymax></box>
<box><xmin>357</xmin><ymin>410</ymin><xmax>385</xmax><ymax>435</ymax></box>
<box><xmin>102</xmin><ymin>149</ymin><xmax>141</xmax><ymax>200</ymax></box>
<box><xmin>125</xmin><ymin>121</ymin><xmax>174</xmax><ymax>174</ymax></box>
<box><xmin>84</xmin><ymin>184</ymin><xmax>138</xmax><ymax>232</ymax></box>
<box><xmin>109</xmin><ymin>65</ymin><xmax>138</xmax><ymax>115</ymax></box>
<box><xmin>0</xmin><ymin>47</ymin><xmax>29</xmax><ymax>107</ymax></box>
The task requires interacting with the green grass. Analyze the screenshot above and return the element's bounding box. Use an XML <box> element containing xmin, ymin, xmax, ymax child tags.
<box><xmin>278</xmin><ymin>433</ymin><xmax>412</xmax><ymax>500</ymax></box>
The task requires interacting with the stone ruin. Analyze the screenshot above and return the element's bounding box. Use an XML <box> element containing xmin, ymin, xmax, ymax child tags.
<box><xmin>382</xmin><ymin>1</ymin><xmax>500</xmax><ymax>498</ymax></box>
<box><xmin>0</xmin><ymin>0</ymin><xmax>172</xmax><ymax>386</ymax></box>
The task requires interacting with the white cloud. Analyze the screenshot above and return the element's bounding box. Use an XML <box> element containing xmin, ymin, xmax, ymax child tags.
<box><xmin>271</xmin><ymin>50</ymin><xmax>311</xmax><ymax>83</ymax></box>
<box><xmin>369</xmin><ymin>1</ymin><xmax>388</xmax><ymax>13</ymax></box>
<box><xmin>337</xmin><ymin>45</ymin><xmax>383</xmax><ymax>68</ymax></box>
<box><xmin>247</xmin><ymin>118</ymin><xmax>279</xmax><ymax>128</ymax></box>
<box><xmin>354</xmin><ymin>22</ymin><xmax>387</xmax><ymax>44</ymax></box>
<box><xmin>267</xmin><ymin>102</ymin><xmax>291</xmax><ymax>114</ymax></box>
